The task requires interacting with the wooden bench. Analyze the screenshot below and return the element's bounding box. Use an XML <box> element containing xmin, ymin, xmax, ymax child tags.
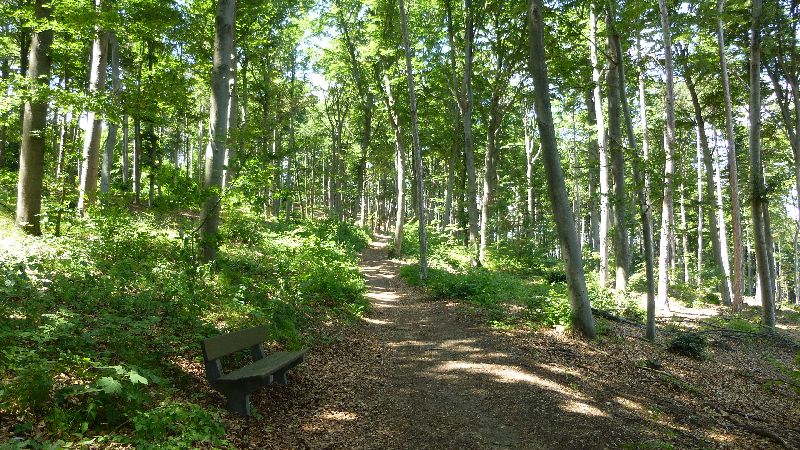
<box><xmin>201</xmin><ymin>325</ymin><xmax>307</xmax><ymax>416</ymax></box>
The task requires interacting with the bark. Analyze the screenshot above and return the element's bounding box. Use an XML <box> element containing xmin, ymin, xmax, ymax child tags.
<box><xmin>134</xmin><ymin>116</ymin><xmax>142</xmax><ymax>203</ymax></box>
<box><xmin>590</xmin><ymin>5</ymin><xmax>610</xmax><ymax>287</ymax></box>
<box><xmin>656</xmin><ymin>0</ymin><xmax>676</xmax><ymax>311</ymax></box>
<box><xmin>527</xmin><ymin>0</ymin><xmax>595</xmax><ymax>339</ymax></box>
<box><xmin>199</xmin><ymin>0</ymin><xmax>236</xmax><ymax>262</ymax></box>
<box><xmin>606</xmin><ymin>12</ymin><xmax>629</xmax><ymax>290</ymax></box>
<box><xmin>685</xmin><ymin>72</ymin><xmax>733</xmax><ymax>307</ymax></box>
<box><xmin>697</xmin><ymin>128</ymin><xmax>704</xmax><ymax>285</ymax></box>
<box><xmin>717</xmin><ymin>0</ymin><xmax>745</xmax><ymax>311</ymax></box>
<box><xmin>381</xmin><ymin>67</ymin><xmax>407</xmax><ymax>257</ymax></box>
<box><xmin>15</xmin><ymin>0</ymin><xmax>53</xmax><ymax>235</ymax></box>
<box><xmin>223</xmin><ymin>19</ymin><xmax>238</xmax><ymax>190</ymax></box>
<box><xmin>122</xmin><ymin>114</ymin><xmax>129</xmax><ymax>185</ymax></box>
<box><xmin>462</xmin><ymin>0</ymin><xmax>480</xmax><ymax>253</ymax></box>
<box><xmin>585</xmin><ymin>90</ymin><xmax>600</xmax><ymax>252</ymax></box>
<box><xmin>680</xmin><ymin>175</ymin><xmax>689</xmax><ymax>283</ymax></box>
<box><xmin>748</xmin><ymin>0</ymin><xmax>775</xmax><ymax>329</ymax></box>
<box><xmin>399</xmin><ymin>0</ymin><xmax>427</xmax><ymax>280</ymax></box>
<box><xmin>614</xmin><ymin>18</ymin><xmax>656</xmax><ymax>340</ymax></box>
<box><xmin>101</xmin><ymin>34</ymin><xmax>120</xmax><ymax>194</ymax></box>
<box><xmin>77</xmin><ymin>4</ymin><xmax>109</xmax><ymax>215</ymax></box>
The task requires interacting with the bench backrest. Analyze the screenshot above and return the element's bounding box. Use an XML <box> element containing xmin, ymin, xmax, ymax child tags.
<box><xmin>201</xmin><ymin>325</ymin><xmax>269</xmax><ymax>362</ymax></box>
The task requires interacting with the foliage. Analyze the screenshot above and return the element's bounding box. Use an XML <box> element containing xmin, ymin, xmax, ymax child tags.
<box><xmin>0</xmin><ymin>209</ymin><xmax>367</xmax><ymax>445</ymax></box>
<box><xmin>666</xmin><ymin>332</ymin><xmax>709</xmax><ymax>359</ymax></box>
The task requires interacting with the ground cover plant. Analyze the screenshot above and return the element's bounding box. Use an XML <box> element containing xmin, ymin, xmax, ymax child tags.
<box><xmin>0</xmin><ymin>200</ymin><xmax>369</xmax><ymax>447</ymax></box>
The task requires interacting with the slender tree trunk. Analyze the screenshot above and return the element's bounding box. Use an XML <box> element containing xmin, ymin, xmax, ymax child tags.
<box><xmin>590</xmin><ymin>5</ymin><xmax>610</xmax><ymax>287</ymax></box>
<box><xmin>223</xmin><ymin>21</ymin><xmax>238</xmax><ymax>189</ymax></box>
<box><xmin>585</xmin><ymin>91</ymin><xmax>600</xmax><ymax>252</ymax></box>
<box><xmin>199</xmin><ymin>0</ymin><xmax>236</xmax><ymax>262</ymax></box>
<box><xmin>717</xmin><ymin>0</ymin><xmax>745</xmax><ymax>311</ymax></box>
<box><xmin>606</xmin><ymin>13</ymin><xmax>629</xmax><ymax>290</ymax></box>
<box><xmin>101</xmin><ymin>33</ymin><xmax>120</xmax><ymax>194</ymax></box>
<box><xmin>15</xmin><ymin>0</ymin><xmax>53</xmax><ymax>235</ymax></box>
<box><xmin>399</xmin><ymin>0</ymin><xmax>427</xmax><ymax>280</ymax></box>
<box><xmin>77</xmin><ymin>4</ymin><xmax>109</xmax><ymax>215</ymax></box>
<box><xmin>462</xmin><ymin>0</ymin><xmax>480</xmax><ymax>256</ymax></box>
<box><xmin>748</xmin><ymin>0</ymin><xmax>775</xmax><ymax>329</ymax></box>
<box><xmin>614</xmin><ymin>18</ymin><xmax>656</xmax><ymax>340</ymax></box>
<box><xmin>122</xmin><ymin>114</ymin><xmax>129</xmax><ymax>186</ymax></box>
<box><xmin>680</xmin><ymin>176</ymin><xmax>690</xmax><ymax>284</ymax></box>
<box><xmin>382</xmin><ymin>68</ymin><xmax>407</xmax><ymax>257</ymax></box>
<box><xmin>527</xmin><ymin>0</ymin><xmax>595</xmax><ymax>338</ymax></box>
<box><xmin>697</xmin><ymin>128</ymin><xmax>704</xmax><ymax>285</ymax></box>
<box><xmin>656</xmin><ymin>0</ymin><xmax>676</xmax><ymax>311</ymax></box>
<box><xmin>686</xmin><ymin>73</ymin><xmax>733</xmax><ymax>306</ymax></box>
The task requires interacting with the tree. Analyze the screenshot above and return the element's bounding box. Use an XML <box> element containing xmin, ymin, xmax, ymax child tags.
<box><xmin>526</xmin><ymin>0</ymin><xmax>595</xmax><ymax>339</ymax></box>
<box><xmin>656</xmin><ymin>0</ymin><xmax>676</xmax><ymax>312</ymax></box>
<box><xmin>399</xmin><ymin>0</ymin><xmax>427</xmax><ymax>281</ymax></box>
<box><xmin>15</xmin><ymin>0</ymin><xmax>53</xmax><ymax>235</ymax></box>
<box><xmin>748</xmin><ymin>0</ymin><xmax>775</xmax><ymax>330</ymax></box>
<box><xmin>605</xmin><ymin>5</ymin><xmax>629</xmax><ymax>290</ymax></box>
<box><xmin>77</xmin><ymin>0</ymin><xmax>110</xmax><ymax>215</ymax></box>
<box><xmin>199</xmin><ymin>0</ymin><xmax>236</xmax><ymax>262</ymax></box>
<box><xmin>684</xmin><ymin>66</ymin><xmax>733</xmax><ymax>307</ymax></box>
<box><xmin>716</xmin><ymin>0</ymin><xmax>744</xmax><ymax>312</ymax></box>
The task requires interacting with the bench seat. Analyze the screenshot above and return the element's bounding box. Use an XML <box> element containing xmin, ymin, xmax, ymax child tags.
<box><xmin>217</xmin><ymin>350</ymin><xmax>307</xmax><ymax>383</ymax></box>
<box><xmin>201</xmin><ymin>325</ymin><xmax>307</xmax><ymax>416</ymax></box>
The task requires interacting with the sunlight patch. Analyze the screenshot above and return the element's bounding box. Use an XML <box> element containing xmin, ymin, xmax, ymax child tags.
<box><xmin>362</xmin><ymin>317</ymin><xmax>392</xmax><ymax>325</ymax></box>
<box><xmin>561</xmin><ymin>400</ymin><xmax>607</xmax><ymax>417</ymax></box>
<box><xmin>318</xmin><ymin>410</ymin><xmax>359</xmax><ymax>421</ymax></box>
<box><xmin>434</xmin><ymin>361</ymin><xmax>585</xmax><ymax>399</ymax></box>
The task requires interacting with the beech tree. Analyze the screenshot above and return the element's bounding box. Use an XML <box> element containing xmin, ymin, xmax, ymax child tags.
<box><xmin>526</xmin><ymin>0</ymin><xmax>595</xmax><ymax>339</ymax></box>
<box><xmin>15</xmin><ymin>0</ymin><xmax>52</xmax><ymax>235</ymax></box>
<box><xmin>199</xmin><ymin>0</ymin><xmax>236</xmax><ymax>262</ymax></box>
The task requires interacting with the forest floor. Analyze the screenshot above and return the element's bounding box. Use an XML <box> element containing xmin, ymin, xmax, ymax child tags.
<box><xmin>206</xmin><ymin>236</ymin><xmax>800</xmax><ymax>449</ymax></box>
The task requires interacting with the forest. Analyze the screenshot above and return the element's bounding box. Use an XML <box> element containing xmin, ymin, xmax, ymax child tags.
<box><xmin>2</xmin><ymin>0</ymin><xmax>800</xmax><ymax>447</ymax></box>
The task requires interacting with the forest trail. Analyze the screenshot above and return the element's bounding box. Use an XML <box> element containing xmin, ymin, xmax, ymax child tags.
<box><xmin>350</xmin><ymin>235</ymin><xmax>636</xmax><ymax>449</ymax></box>
<box><xmin>224</xmin><ymin>235</ymin><xmax>799</xmax><ymax>449</ymax></box>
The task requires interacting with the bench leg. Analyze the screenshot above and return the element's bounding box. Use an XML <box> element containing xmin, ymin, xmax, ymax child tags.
<box><xmin>225</xmin><ymin>391</ymin><xmax>252</xmax><ymax>416</ymax></box>
<box><xmin>274</xmin><ymin>370</ymin><xmax>288</xmax><ymax>385</ymax></box>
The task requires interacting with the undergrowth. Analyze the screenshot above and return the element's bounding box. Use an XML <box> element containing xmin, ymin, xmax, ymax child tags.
<box><xmin>0</xmin><ymin>206</ymin><xmax>369</xmax><ymax>447</ymax></box>
<box><xmin>394</xmin><ymin>224</ymin><xmax>634</xmax><ymax>330</ymax></box>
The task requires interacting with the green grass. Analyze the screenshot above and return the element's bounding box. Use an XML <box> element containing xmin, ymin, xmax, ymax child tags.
<box><xmin>0</xmin><ymin>207</ymin><xmax>369</xmax><ymax>447</ymax></box>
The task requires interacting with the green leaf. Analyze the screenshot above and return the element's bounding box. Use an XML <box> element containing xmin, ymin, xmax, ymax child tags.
<box><xmin>128</xmin><ymin>371</ymin><xmax>148</xmax><ymax>385</ymax></box>
<box><xmin>97</xmin><ymin>376</ymin><xmax>123</xmax><ymax>395</ymax></box>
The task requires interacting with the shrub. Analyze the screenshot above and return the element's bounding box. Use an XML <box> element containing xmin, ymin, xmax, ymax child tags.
<box><xmin>667</xmin><ymin>332</ymin><xmax>708</xmax><ymax>358</ymax></box>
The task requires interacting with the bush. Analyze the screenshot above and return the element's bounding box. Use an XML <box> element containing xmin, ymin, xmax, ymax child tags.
<box><xmin>0</xmin><ymin>208</ymin><xmax>368</xmax><ymax>444</ymax></box>
<box><xmin>667</xmin><ymin>332</ymin><xmax>708</xmax><ymax>358</ymax></box>
<box><xmin>133</xmin><ymin>401</ymin><xmax>226</xmax><ymax>448</ymax></box>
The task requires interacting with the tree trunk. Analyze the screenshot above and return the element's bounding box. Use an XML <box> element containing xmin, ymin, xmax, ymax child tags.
<box><xmin>717</xmin><ymin>0</ymin><xmax>745</xmax><ymax>311</ymax></box>
<box><xmin>590</xmin><ymin>5</ymin><xmax>610</xmax><ymax>287</ymax></box>
<box><xmin>462</xmin><ymin>0</ymin><xmax>480</xmax><ymax>255</ymax></box>
<box><xmin>399</xmin><ymin>0</ymin><xmax>427</xmax><ymax>280</ymax></box>
<box><xmin>614</xmin><ymin>16</ymin><xmax>656</xmax><ymax>340</ymax></box>
<box><xmin>685</xmin><ymin>72</ymin><xmax>733</xmax><ymax>307</ymax></box>
<box><xmin>527</xmin><ymin>0</ymin><xmax>595</xmax><ymax>339</ymax></box>
<box><xmin>15</xmin><ymin>0</ymin><xmax>53</xmax><ymax>235</ymax></box>
<box><xmin>696</xmin><ymin>127</ymin><xmax>704</xmax><ymax>285</ymax></box>
<box><xmin>381</xmin><ymin>67</ymin><xmax>407</xmax><ymax>257</ymax></box>
<box><xmin>656</xmin><ymin>0</ymin><xmax>676</xmax><ymax>311</ymax></box>
<box><xmin>77</xmin><ymin>4</ymin><xmax>109</xmax><ymax>215</ymax></box>
<box><xmin>134</xmin><ymin>116</ymin><xmax>142</xmax><ymax>203</ymax></box>
<box><xmin>748</xmin><ymin>0</ymin><xmax>775</xmax><ymax>329</ymax></box>
<box><xmin>199</xmin><ymin>0</ymin><xmax>236</xmax><ymax>262</ymax></box>
<box><xmin>223</xmin><ymin>21</ymin><xmax>238</xmax><ymax>190</ymax></box>
<box><xmin>101</xmin><ymin>33</ymin><xmax>120</xmax><ymax>194</ymax></box>
<box><xmin>606</xmin><ymin>12</ymin><xmax>629</xmax><ymax>290</ymax></box>
<box><xmin>122</xmin><ymin>114</ymin><xmax>129</xmax><ymax>186</ymax></box>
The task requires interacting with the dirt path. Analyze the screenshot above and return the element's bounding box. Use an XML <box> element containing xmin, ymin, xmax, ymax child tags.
<box><xmin>354</xmin><ymin>236</ymin><xmax>654</xmax><ymax>449</ymax></box>
<box><xmin>224</xmin><ymin>236</ymin><xmax>799</xmax><ymax>449</ymax></box>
